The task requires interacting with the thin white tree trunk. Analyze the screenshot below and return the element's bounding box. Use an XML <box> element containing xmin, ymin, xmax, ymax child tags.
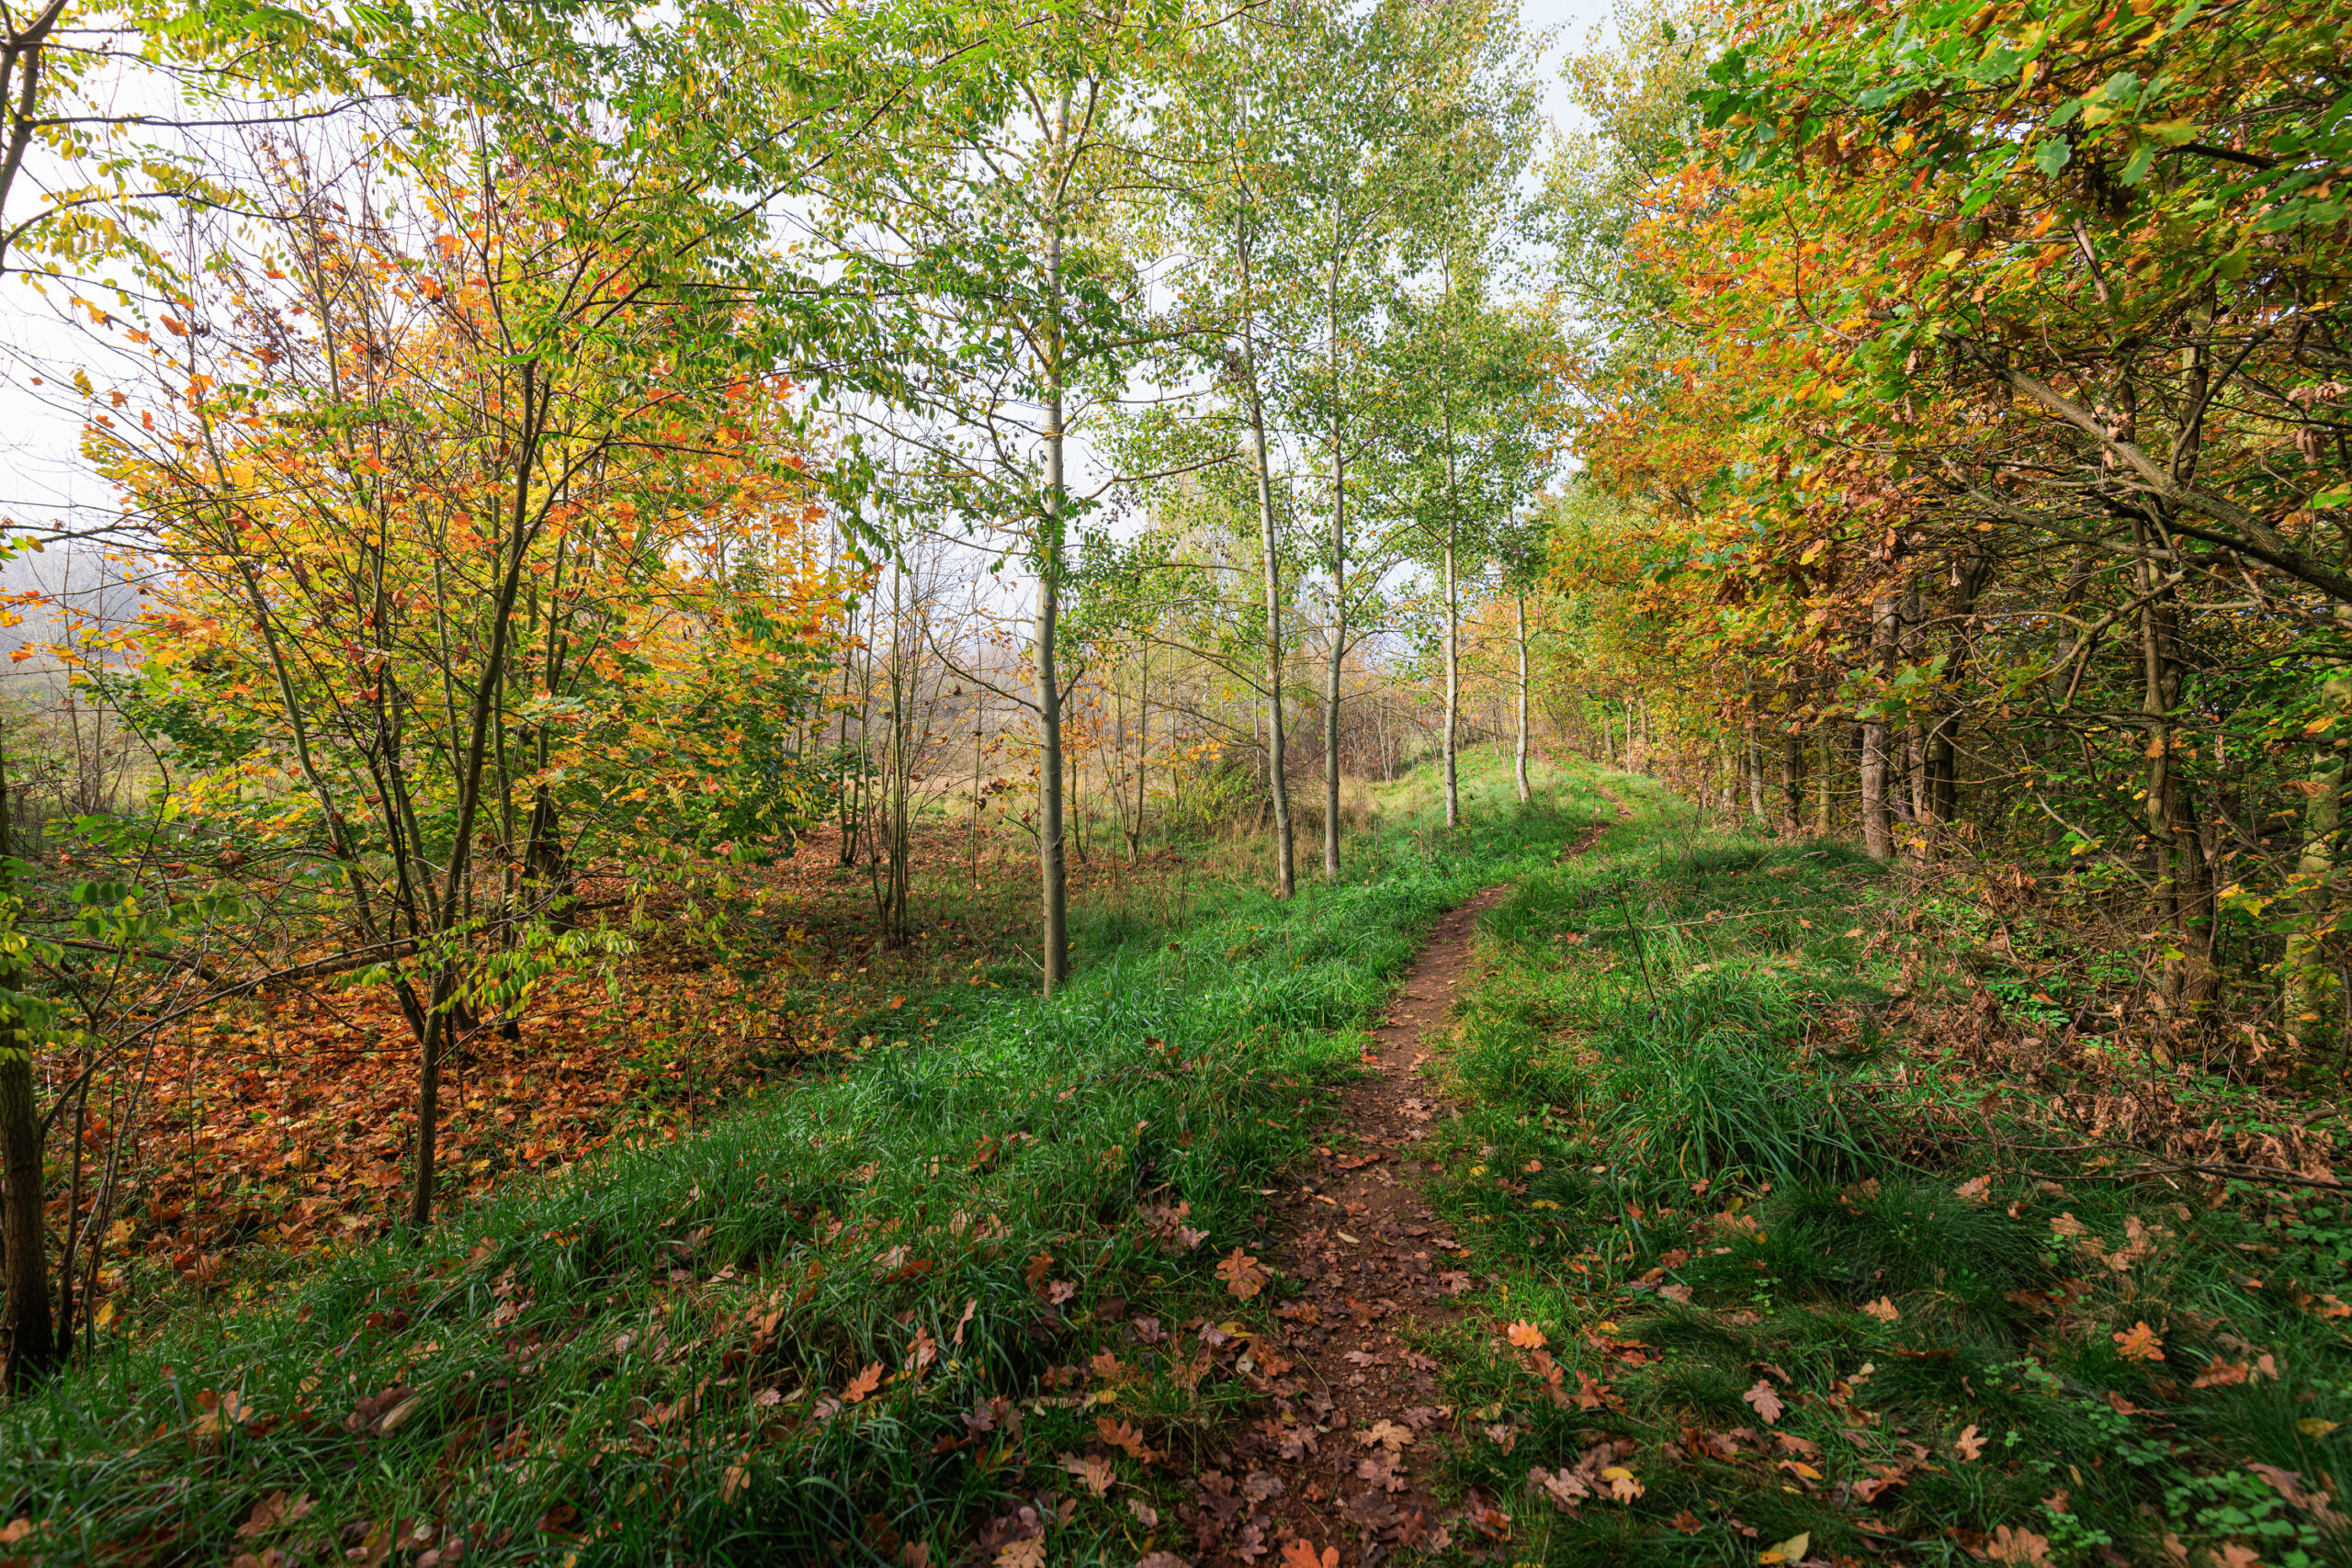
<box><xmin>1239</xmin><ymin>207</ymin><xmax>1292</xmax><ymax>897</ymax></box>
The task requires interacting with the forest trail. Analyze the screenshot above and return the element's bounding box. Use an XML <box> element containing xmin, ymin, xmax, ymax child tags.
<box><xmin>1225</xmin><ymin>816</ymin><xmax>1618</xmax><ymax>1561</ymax></box>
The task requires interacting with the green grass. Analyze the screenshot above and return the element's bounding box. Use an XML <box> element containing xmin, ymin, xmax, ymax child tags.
<box><xmin>1418</xmin><ymin>779</ymin><xmax>2352</xmax><ymax>1567</ymax></box>
<box><xmin>0</xmin><ymin>746</ymin><xmax>1613</xmax><ymax>1564</ymax></box>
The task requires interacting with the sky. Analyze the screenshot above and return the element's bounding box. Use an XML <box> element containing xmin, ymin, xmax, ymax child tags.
<box><xmin>0</xmin><ymin>0</ymin><xmax>1623</xmax><ymax>574</ymax></box>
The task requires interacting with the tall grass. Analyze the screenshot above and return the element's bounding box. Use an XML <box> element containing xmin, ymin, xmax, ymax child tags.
<box><xmin>1419</xmin><ymin>782</ymin><xmax>2352</xmax><ymax>1568</ymax></box>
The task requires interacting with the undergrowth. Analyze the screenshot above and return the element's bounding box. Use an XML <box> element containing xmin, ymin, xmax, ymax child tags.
<box><xmin>1421</xmin><ymin>777</ymin><xmax>2352</xmax><ymax>1567</ymax></box>
<box><xmin>0</xmin><ymin>749</ymin><xmax>1613</xmax><ymax>1565</ymax></box>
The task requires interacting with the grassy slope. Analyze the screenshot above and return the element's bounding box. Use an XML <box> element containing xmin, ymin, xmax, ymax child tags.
<box><xmin>1</xmin><ymin>750</ymin><xmax>1612</xmax><ymax>1565</ymax></box>
<box><xmin>1419</xmin><ymin>773</ymin><xmax>2352</xmax><ymax>1566</ymax></box>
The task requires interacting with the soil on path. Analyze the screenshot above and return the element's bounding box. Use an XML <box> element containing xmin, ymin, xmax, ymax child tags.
<box><xmin>1174</xmin><ymin>821</ymin><xmax>1609</xmax><ymax>1566</ymax></box>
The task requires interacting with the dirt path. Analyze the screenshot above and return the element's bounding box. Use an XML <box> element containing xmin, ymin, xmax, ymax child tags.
<box><xmin>1156</xmin><ymin>815</ymin><xmax>1620</xmax><ymax>1566</ymax></box>
<box><xmin>1170</xmin><ymin>882</ymin><xmax>1520</xmax><ymax>1564</ymax></box>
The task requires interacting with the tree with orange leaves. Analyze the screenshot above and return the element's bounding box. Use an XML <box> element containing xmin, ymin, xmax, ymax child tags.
<box><xmin>84</xmin><ymin>119</ymin><xmax>843</xmax><ymax>1233</ymax></box>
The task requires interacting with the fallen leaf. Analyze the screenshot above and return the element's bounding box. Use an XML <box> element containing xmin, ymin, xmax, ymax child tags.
<box><xmin>1759</xmin><ymin>1532</ymin><xmax>1810</xmax><ymax>1565</ymax></box>
<box><xmin>1360</xmin><ymin>1419</ymin><xmax>1414</xmax><ymax>1452</ymax></box>
<box><xmin>1955</xmin><ymin>1424</ymin><xmax>1985</xmax><ymax>1461</ymax></box>
<box><xmin>1278</xmin><ymin>1542</ymin><xmax>1337</xmax><ymax>1568</ymax></box>
<box><xmin>1743</xmin><ymin>1379</ymin><xmax>1784</xmax><ymax>1425</ymax></box>
<box><xmin>1217</xmin><ymin>1248</ymin><xmax>1268</xmax><ymax>1300</ymax></box>
<box><xmin>2112</xmin><ymin>1321</ymin><xmax>2165</xmax><ymax>1361</ymax></box>
<box><xmin>1059</xmin><ymin>1452</ymin><xmax>1114</xmax><ymax>1496</ymax></box>
<box><xmin>842</xmin><ymin>1363</ymin><xmax>884</xmax><ymax>1404</ymax></box>
<box><xmin>1099</xmin><ymin>1416</ymin><xmax>1154</xmax><ymax>1463</ymax></box>
<box><xmin>1983</xmin><ymin>1522</ymin><xmax>2056</xmax><ymax>1564</ymax></box>
<box><xmin>1860</xmin><ymin>1296</ymin><xmax>1899</xmax><ymax>1323</ymax></box>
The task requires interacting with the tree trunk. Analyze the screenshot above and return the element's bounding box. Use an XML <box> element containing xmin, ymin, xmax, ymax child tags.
<box><xmin>1813</xmin><ymin>728</ymin><xmax>1835</xmax><ymax>836</ymax></box>
<box><xmin>2283</xmin><ymin>626</ymin><xmax>2352</xmax><ymax>1048</ymax></box>
<box><xmin>1860</xmin><ymin>593</ymin><xmax>1897</xmax><ymax>862</ymax></box>
<box><xmin>1238</xmin><ymin>209</ymin><xmax>1293</xmax><ymax>898</ymax></box>
<box><xmin>1442</xmin><ymin>526</ymin><xmax>1460</xmax><ymax>828</ymax></box>
<box><xmin>1035</xmin><ymin>113</ymin><xmax>1071</xmax><ymax>994</ymax></box>
<box><xmin>0</xmin><ymin>738</ymin><xmax>59</xmax><ymax>1386</ymax></box>
<box><xmin>0</xmin><ymin>719</ymin><xmax>59</xmax><ymax>1388</ymax></box>
<box><xmin>1513</xmin><ymin>592</ymin><xmax>1531</xmax><ymax>804</ymax></box>
<box><xmin>1781</xmin><ymin>729</ymin><xmax>1807</xmax><ymax>834</ymax></box>
<box><xmin>1131</xmin><ymin>645</ymin><xmax>1148</xmax><ymax>867</ymax></box>
<box><xmin>1323</xmin><ymin>243</ymin><xmax>1346</xmax><ymax>881</ymax></box>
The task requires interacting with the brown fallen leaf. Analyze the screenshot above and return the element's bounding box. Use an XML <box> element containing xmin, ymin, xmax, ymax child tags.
<box><xmin>842</xmin><ymin>1362</ymin><xmax>884</xmax><ymax>1404</ymax></box>
<box><xmin>1742</xmin><ymin>1379</ymin><xmax>1785</xmax><ymax>1425</ymax></box>
<box><xmin>1217</xmin><ymin>1248</ymin><xmax>1269</xmax><ymax>1299</ymax></box>
<box><xmin>1955</xmin><ymin>1424</ymin><xmax>1985</xmax><ymax>1461</ymax></box>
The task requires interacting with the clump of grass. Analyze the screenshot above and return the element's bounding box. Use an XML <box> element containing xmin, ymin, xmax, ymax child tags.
<box><xmin>1420</xmin><ymin>798</ymin><xmax>2352</xmax><ymax>1568</ymax></box>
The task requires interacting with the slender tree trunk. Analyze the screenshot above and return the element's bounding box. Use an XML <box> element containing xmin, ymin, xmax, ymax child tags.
<box><xmin>1323</xmin><ymin>251</ymin><xmax>1346</xmax><ymax>880</ymax></box>
<box><xmin>1442</xmin><ymin>526</ymin><xmax>1460</xmax><ymax>828</ymax></box>
<box><xmin>1132</xmin><ymin>644</ymin><xmax>1149</xmax><ymax>867</ymax></box>
<box><xmin>2284</xmin><ymin>615</ymin><xmax>2352</xmax><ymax>1047</ymax></box>
<box><xmin>1512</xmin><ymin>591</ymin><xmax>1532</xmax><ymax>804</ymax></box>
<box><xmin>1035</xmin><ymin>111</ymin><xmax>1071</xmax><ymax>993</ymax></box>
<box><xmin>0</xmin><ymin>716</ymin><xmax>60</xmax><ymax>1383</ymax></box>
<box><xmin>1238</xmin><ymin>218</ymin><xmax>1293</xmax><ymax>897</ymax></box>
<box><xmin>1781</xmin><ymin>729</ymin><xmax>1807</xmax><ymax>834</ymax></box>
<box><xmin>1860</xmin><ymin>593</ymin><xmax>1897</xmax><ymax>862</ymax></box>
<box><xmin>1813</xmin><ymin>728</ymin><xmax>1835</xmax><ymax>836</ymax></box>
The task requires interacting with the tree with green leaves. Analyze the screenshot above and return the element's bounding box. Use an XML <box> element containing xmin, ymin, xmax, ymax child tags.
<box><xmin>811</xmin><ymin>2</ymin><xmax>1173</xmax><ymax>989</ymax></box>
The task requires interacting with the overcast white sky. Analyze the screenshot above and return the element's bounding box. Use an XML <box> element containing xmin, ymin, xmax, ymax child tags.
<box><xmin>0</xmin><ymin>0</ymin><xmax>1620</xmax><ymax>567</ymax></box>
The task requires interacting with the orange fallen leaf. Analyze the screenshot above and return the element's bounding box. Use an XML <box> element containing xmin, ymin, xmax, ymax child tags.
<box><xmin>841</xmin><ymin>1362</ymin><xmax>883</xmax><ymax>1404</ymax></box>
<box><xmin>1216</xmin><ymin>1248</ymin><xmax>1268</xmax><ymax>1299</ymax></box>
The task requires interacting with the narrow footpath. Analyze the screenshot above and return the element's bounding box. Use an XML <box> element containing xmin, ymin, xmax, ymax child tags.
<box><xmin>1181</xmin><ymin>822</ymin><xmax>1613</xmax><ymax>1565</ymax></box>
<box><xmin>1247</xmin><ymin>882</ymin><xmax>1512</xmax><ymax>1560</ymax></box>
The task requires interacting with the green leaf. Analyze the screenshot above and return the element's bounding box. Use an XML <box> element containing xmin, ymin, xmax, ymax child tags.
<box><xmin>2034</xmin><ymin>138</ymin><xmax>2072</xmax><ymax>176</ymax></box>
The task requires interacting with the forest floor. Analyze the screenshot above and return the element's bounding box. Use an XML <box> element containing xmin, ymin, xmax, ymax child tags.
<box><xmin>11</xmin><ymin>753</ymin><xmax>2352</xmax><ymax>1568</ymax></box>
<box><xmin>80</xmin><ymin>814</ymin><xmax>1256</xmax><ymax>1330</ymax></box>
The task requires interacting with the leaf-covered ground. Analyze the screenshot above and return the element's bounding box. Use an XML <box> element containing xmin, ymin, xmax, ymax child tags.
<box><xmin>67</xmin><ymin>822</ymin><xmax>1209</xmax><ymax>1331</ymax></box>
